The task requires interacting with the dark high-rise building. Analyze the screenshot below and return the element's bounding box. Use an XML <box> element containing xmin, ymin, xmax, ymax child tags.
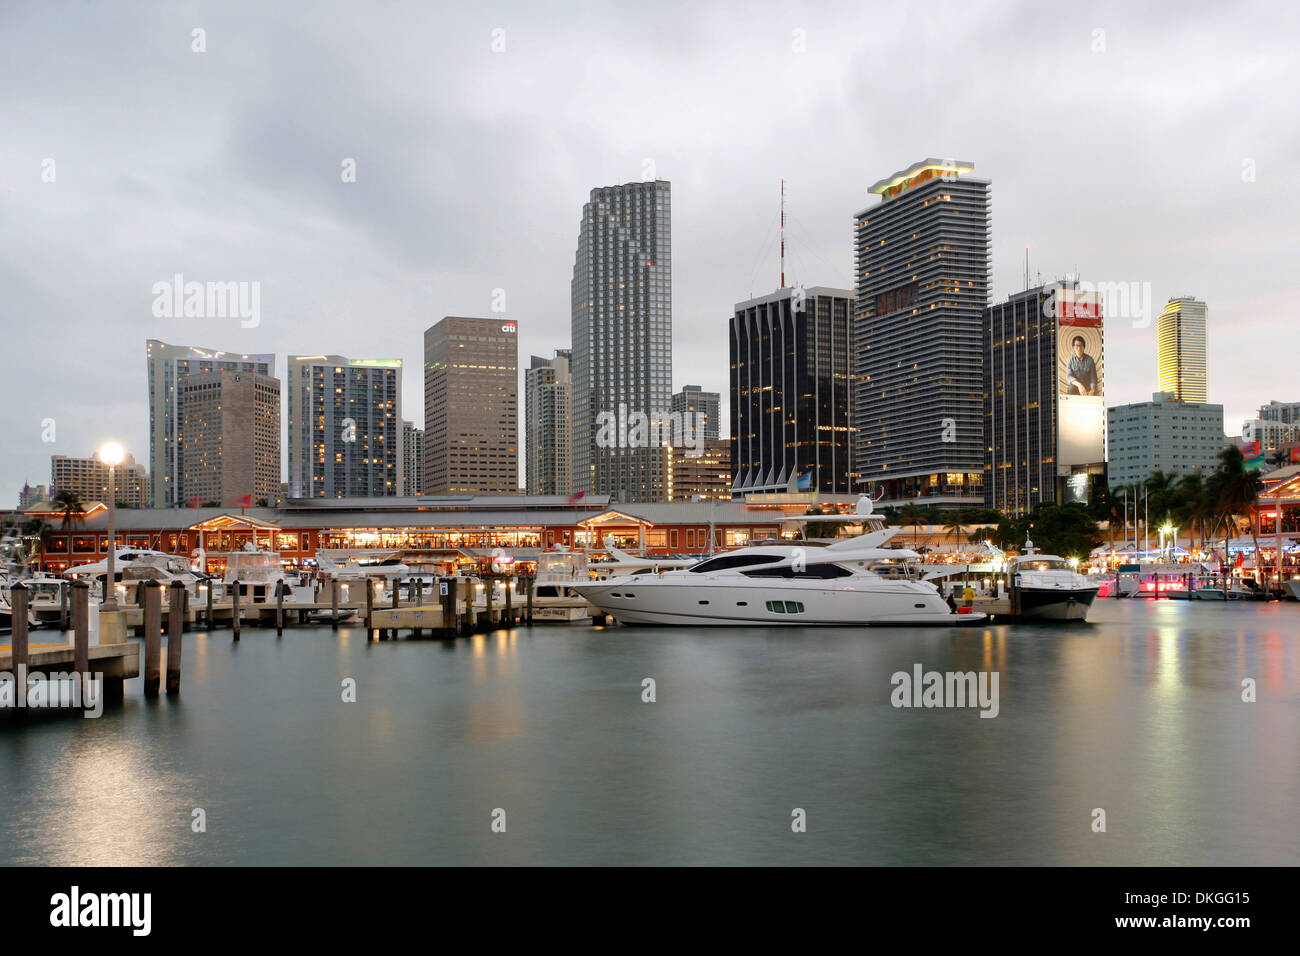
<box><xmin>571</xmin><ymin>179</ymin><xmax>672</xmax><ymax>502</ymax></box>
<box><xmin>671</xmin><ymin>385</ymin><xmax>720</xmax><ymax>442</ymax></box>
<box><xmin>423</xmin><ymin>317</ymin><xmax>518</xmax><ymax>495</ymax></box>
<box><xmin>852</xmin><ymin>159</ymin><xmax>990</xmax><ymax>507</ymax></box>
<box><xmin>984</xmin><ymin>282</ymin><xmax>1106</xmax><ymax>514</ymax></box>
<box><xmin>286</xmin><ymin>356</ymin><xmax>402</xmax><ymax>498</ymax></box>
<box><xmin>525</xmin><ymin>350</ymin><xmax>573</xmax><ymax>496</ymax></box>
<box><xmin>730</xmin><ymin>286</ymin><xmax>854</xmax><ymax>495</ymax></box>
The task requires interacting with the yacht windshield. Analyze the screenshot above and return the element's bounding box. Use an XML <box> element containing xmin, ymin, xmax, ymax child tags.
<box><xmin>688</xmin><ymin>553</ymin><xmax>785</xmax><ymax>573</ymax></box>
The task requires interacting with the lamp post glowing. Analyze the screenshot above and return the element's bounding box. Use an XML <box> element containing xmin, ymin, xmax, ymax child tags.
<box><xmin>1160</xmin><ymin>522</ymin><xmax>1175</xmax><ymax>561</ymax></box>
<box><xmin>99</xmin><ymin>442</ymin><xmax>125</xmax><ymax>611</ymax></box>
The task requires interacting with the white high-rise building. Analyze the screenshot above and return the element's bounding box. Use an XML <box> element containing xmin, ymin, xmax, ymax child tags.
<box><xmin>571</xmin><ymin>180</ymin><xmax>672</xmax><ymax>502</ymax></box>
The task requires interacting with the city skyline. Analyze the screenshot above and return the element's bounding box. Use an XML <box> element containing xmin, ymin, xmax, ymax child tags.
<box><xmin>4</xmin><ymin>2</ymin><xmax>1298</xmax><ymax>503</ymax></box>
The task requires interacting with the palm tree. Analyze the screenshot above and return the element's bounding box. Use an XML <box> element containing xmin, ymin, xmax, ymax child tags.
<box><xmin>899</xmin><ymin>503</ymin><xmax>926</xmax><ymax>548</ymax></box>
<box><xmin>53</xmin><ymin>488</ymin><xmax>84</xmax><ymax>567</ymax></box>
<box><xmin>942</xmin><ymin>519</ymin><xmax>966</xmax><ymax>556</ymax></box>
<box><xmin>1211</xmin><ymin>447</ymin><xmax>1263</xmax><ymax>585</ymax></box>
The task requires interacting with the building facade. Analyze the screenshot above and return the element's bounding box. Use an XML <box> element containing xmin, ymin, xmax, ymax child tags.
<box><xmin>730</xmin><ymin>286</ymin><xmax>854</xmax><ymax>495</ymax></box>
<box><xmin>1258</xmin><ymin>400</ymin><xmax>1300</xmax><ymax>425</ymax></box>
<box><xmin>180</xmin><ymin>369</ymin><xmax>281</xmax><ymax>507</ymax></box>
<box><xmin>525</xmin><ymin>350</ymin><xmax>573</xmax><ymax>496</ymax></box>
<box><xmin>571</xmin><ymin>179</ymin><xmax>672</xmax><ymax>502</ymax></box>
<box><xmin>1156</xmin><ymin>297</ymin><xmax>1208</xmax><ymax>404</ymax></box>
<box><xmin>401</xmin><ymin>421</ymin><xmax>423</xmax><ymax>496</ymax></box>
<box><xmin>852</xmin><ymin>159</ymin><xmax>991</xmax><ymax>507</ymax></box>
<box><xmin>18</xmin><ymin>483</ymin><xmax>48</xmax><ymax>509</ymax></box>
<box><xmin>146</xmin><ymin>340</ymin><xmax>274</xmax><ymax>507</ymax></box>
<box><xmin>423</xmin><ymin>317</ymin><xmax>518</xmax><ymax>495</ymax></box>
<box><xmin>51</xmin><ymin>454</ymin><xmax>150</xmax><ymax>507</ymax></box>
<box><xmin>984</xmin><ymin>281</ymin><xmax>1107</xmax><ymax>514</ymax></box>
<box><xmin>286</xmin><ymin>356</ymin><xmax>402</xmax><ymax>499</ymax></box>
<box><xmin>1107</xmin><ymin>392</ymin><xmax>1225</xmax><ymax>488</ymax></box>
<box><xmin>671</xmin><ymin>385</ymin><xmax>721</xmax><ymax>442</ymax></box>
<box><xmin>667</xmin><ymin>439</ymin><xmax>732</xmax><ymax>501</ymax></box>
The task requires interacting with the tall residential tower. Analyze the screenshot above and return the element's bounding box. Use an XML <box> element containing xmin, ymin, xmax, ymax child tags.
<box><xmin>852</xmin><ymin>159</ymin><xmax>990</xmax><ymax>507</ymax></box>
<box><xmin>571</xmin><ymin>179</ymin><xmax>672</xmax><ymax>502</ymax></box>
<box><xmin>145</xmin><ymin>340</ymin><xmax>274</xmax><ymax>507</ymax></box>
<box><xmin>525</xmin><ymin>350</ymin><xmax>573</xmax><ymax>496</ymax></box>
<box><xmin>1156</xmin><ymin>297</ymin><xmax>1208</xmax><ymax>403</ymax></box>
<box><xmin>286</xmin><ymin>355</ymin><xmax>402</xmax><ymax>498</ymax></box>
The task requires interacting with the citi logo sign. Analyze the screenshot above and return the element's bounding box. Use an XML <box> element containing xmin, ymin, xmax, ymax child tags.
<box><xmin>501</xmin><ymin>322</ymin><xmax>516</xmax><ymax>333</ymax></box>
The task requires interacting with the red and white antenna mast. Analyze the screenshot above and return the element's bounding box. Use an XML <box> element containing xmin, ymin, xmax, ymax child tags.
<box><xmin>780</xmin><ymin>177</ymin><xmax>786</xmax><ymax>289</ymax></box>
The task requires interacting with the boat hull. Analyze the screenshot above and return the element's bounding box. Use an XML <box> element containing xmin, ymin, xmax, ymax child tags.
<box><xmin>1015</xmin><ymin>585</ymin><xmax>1099</xmax><ymax>621</ymax></box>
<box><xmin>572</xmin><ymin>580</ymin><xmax>984</xmax><ymax>627</ymax></box>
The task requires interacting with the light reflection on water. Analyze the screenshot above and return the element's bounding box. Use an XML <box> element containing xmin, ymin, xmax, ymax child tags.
<box><xmin>1</xmin><ymin>600</ymin><xmax>1296</xmax><ymax>865</ymax></box>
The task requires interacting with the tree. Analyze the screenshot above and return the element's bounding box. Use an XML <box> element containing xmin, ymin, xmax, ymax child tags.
<box><xmin>803</xmin><ymin>505</ymin><xmax>841</xmax><ymax>540</ymax></box>
<box><xmin>898</xmin><ymin>503</ymin><xmax>926</xmax><ymax>548</ymax></box>
<box><xmin>53</xmin><ymin>488</ymin><xmax>85</xmax><ymax>566</ymax></box>
<box><xmin>1025</xmin><ymin>502</ymin><xmax>1102</xmax><ymax>560</ymax></box>
<box><xmin>1210</xmin><ymin>446</ymin><xmax>1263</xmax><ymax>583</ymax></box>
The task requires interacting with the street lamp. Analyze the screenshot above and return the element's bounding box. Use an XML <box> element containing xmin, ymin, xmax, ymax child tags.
<box><xmin>1161</xmin><ymin>522</ymin><xmax>1175</xmax><ymax>561</ymax></box>
<box><xmin>99</xmin><ymin>441</ymin><xmax>124</xmax><ymax>611</ymax></box>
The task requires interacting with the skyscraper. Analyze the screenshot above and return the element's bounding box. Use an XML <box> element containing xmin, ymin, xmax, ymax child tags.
<box><xmin>730</xmin><ymin>286</ymin><xmax>854</xmax><ymax>495</ymax></box>
<box><xmin>852</xmin><ymin>159</ymin><xmax>990</xmax><ymax>507</ymax></box>
<box><xmin>423</xmin><ymin>317</ymin><xmax>518</xmax><ymax>495</ymax></box>
<box><xmin>146</xmin><ymin>340</ymin><xmax>274</xmax><ymax>507</ymax></box>
<box><xmin>984</xmin><ymin>281</ymin><xmax>1106</xmax><ymax>514</ymax></box>
<box><xmin>402</xmin><ymin>420</ymin><xmax>423</xmax><ymax>496</ymax></box>
<box><xmin>671</xmin><ymin>385</ymin><xmax>721</xmax><ymax>442</ymax></box>
<box><xmin>525</xmin><ymin>350</ymin><xmax>573</xmax><ymax>496</ymax></box>
<box><xmin>1156</xmin><ymin>297</ymin><xmax>1208</xmax><ymax>403</ymax></box>
<box><xmin>571</xmin><ymin>179</ymin><xmax>672</xmax><ymax>502</ymax></box>
<box><xmin>286</xmin><ymin>356</ymin><xmax>402</xmax><ymax>498</ymax></box>
<box><xmin>180</xmin><ymin>369</ymin><xmax>281</xmax><ymax>507</ymax></box>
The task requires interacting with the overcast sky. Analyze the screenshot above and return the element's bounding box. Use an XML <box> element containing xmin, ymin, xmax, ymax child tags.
<box><xmin>3</xmin><ymin>0</ymin><xmax>1297</xmax><ymax>503</ymax></box>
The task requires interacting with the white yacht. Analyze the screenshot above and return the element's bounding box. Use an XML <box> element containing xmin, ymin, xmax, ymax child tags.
<box><xmin>316</xmin><ymin>550</ymin><xmax>411</xmax><ymax>581</ymax></box>
<box><xmin>531</xmin><ymin>550</ymin><xmax>595</xmax><ymax>622</ymax></box>
<box><xmin>223</xmin><ymin>547</ymin><xmax>311</xmax><ymax>604</ymax></box>
<box><xmin>1008</xmin><ymin>541</ymin><xmax>1099</xmax><ymax>621</ymax></box>
<box><xmin>66</xmin><ymin>548</ymin><xmax>204</xmax><ymax>602</ymax></box>
<box><xmin>570</xmin><ymin>521</ymin><xmax>985</xmax><ymax>627</ymax></box>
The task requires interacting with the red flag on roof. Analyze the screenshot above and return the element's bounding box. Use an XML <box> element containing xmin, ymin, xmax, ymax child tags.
<box><xmin>566</xmin><ymin>491</ymin><xmax>585</xmax><ymax>505</ymax></box>
<box><xmin>236</xmin><ymin>494</ymin><xmax>253</xmax><ymax>509</ymax></box>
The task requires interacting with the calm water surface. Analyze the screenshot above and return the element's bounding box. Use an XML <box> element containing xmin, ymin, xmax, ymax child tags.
<box><xmin>2</xmin><ymin>600</ymin><xmax>1297</xmax><ymax>865</ymax></box>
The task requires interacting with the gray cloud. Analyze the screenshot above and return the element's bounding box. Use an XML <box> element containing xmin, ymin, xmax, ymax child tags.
<box><xmin>2</xmin><ymin>0</ymin><xmax>1297</xmax><ymax>502</ymax></box>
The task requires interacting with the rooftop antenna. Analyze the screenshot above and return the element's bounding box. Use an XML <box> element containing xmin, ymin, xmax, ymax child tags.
<box><xmin>780</xmin><ymin>177</ymin><xmax>786</xmax><ymax>289</ymax></box>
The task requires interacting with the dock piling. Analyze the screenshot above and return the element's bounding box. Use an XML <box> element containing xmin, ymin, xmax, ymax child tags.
<box><xmin>59</xmin><ymin>580</ymin><xmax>69</xmax><ymax>631</ymax></box>
<box><xmin>71</xmin><ymin>580</ymin><xmax>89</xmax><ymax>678</ymax></box>
<box><xmin>276</xmin><ymin>580</ymin><xmax>285</xmax><ymax>637</ymax></box>
<box><xmin>206</xmin><ymin>583</ymin><xmax>214</xmax><ymax>629</ymax></box>
<box><xmin>143</xmin><ymin>580</ymin><xmax>162</xmax><ymax>697</ymax></box>
<box><xmin>365</xmin><ymin>579</ymin><xmax>375</xmax><ymax>641</ymax></box>
<box><xmin>167</xmin><ymin>581</ymin><xmax>185</xmax><ymax>695</ymax></box>
<box><xmin>331</xmin><ymin>579</ymin><xmax>340</xmax><ymax>630</ymax></box>
<box><xmin>10</xmin><ymin>584</ymin><xmax>29</xmax><ymax>703</ymax></box>
<box><xmin>231</xmin><ymin>581</ymin><xmax>241</xmax><ymax>642</ymax></box>
<box><xmin>526</xmin><ymin>576</ymin><xmax>534</xmax><ymax>625</ymax></box>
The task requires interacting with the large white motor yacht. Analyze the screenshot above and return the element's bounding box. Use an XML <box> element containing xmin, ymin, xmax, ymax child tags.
<box><xmin>570</xmin><ymin>519</ymin><xmax>986</xmax><ymax>627</ymax></box>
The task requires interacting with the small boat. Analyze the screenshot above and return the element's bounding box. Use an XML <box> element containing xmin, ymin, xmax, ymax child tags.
<box><xmin>1008</xmin><ymin>541</ymin><xmax>1099</xmax><ymax>621</ymax></box>
<box><xmin>530</xmin><ymin>550</ymin><xmax>595</xmax><ymax>623</ymax></box>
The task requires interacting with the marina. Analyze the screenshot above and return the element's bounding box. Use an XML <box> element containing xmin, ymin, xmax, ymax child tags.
<box><xmin>0</xmin><ymin>597</ymin><xmax>1295</xmax><ymax>866</ymax></box>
